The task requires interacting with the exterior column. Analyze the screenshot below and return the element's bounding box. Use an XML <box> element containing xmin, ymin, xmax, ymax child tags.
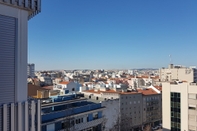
<box><xmin>3</xmin><ymin>104</ymin><xmax>7</xmax><ymax>131</ymax></box>
<box><xmin>11</xmin><ymin>103</ymin><xmax>15</xmax><ymax>131</ymax></box>
<box><xmin>37</xmin><ymin>100</ymin><xmax>41</xmax><ymax>131</ymax></box>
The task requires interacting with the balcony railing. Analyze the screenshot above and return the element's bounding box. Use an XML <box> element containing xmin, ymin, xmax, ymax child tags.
<box><xmin>42</xmin><ymin>104</ymin><xmax>102</xmax><ymax>123</ymax></box>
<box><xmin>58</xmin><ymin>118</ymin><xmax>104</xmax><ymax>131</ymax></box>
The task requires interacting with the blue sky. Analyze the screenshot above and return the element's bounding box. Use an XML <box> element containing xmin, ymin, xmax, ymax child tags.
<box><xmin>28</xmin><ymin>0</ymin><xmax>197</xmax><ymax>70</ymax></box>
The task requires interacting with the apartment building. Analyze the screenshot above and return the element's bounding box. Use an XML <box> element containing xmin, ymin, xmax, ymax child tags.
<box><xmin>159</xmin><ymin>64</ymin><xmax>197</xmax><ymax>82</ymax></box>
<box><xmin>82</xmin><ymin>85</ymin><xmax>162</xmax><ymax>131</ymax></box>
<box><xmin>162</xmin><ymin>82</ymin><xmax>197</xmax><ymax>131</ymax></box>
<box><xmin>0</xmin><ymin>1</ymin><xmax>41</xmax><ymax>131</ymax></box>
<box><xmin>41</xmin><ymin>94</ymin><xmax>105</xmax><ymax>131</ymax></box>
<box><xmin>28</xmin><ymin>63</ymin><xmax>35</xmax><ymax>77</ymax></box>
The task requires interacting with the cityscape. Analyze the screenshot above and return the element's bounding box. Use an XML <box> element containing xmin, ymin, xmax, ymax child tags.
<box><xmin>1</xmin><ymin>0</ymin><xmax>197</xmax><ymax>131</ymax></box>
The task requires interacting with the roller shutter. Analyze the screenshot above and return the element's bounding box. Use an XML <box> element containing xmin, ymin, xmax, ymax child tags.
<box><xmin>0</xmin><ymin>15</ymin><xmax>17</xmax><ymax>104</ymax></box>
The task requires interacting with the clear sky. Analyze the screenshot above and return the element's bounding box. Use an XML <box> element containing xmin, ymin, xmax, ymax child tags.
<box><xmin>28</xmin><ymin>0</ymin><xmax>197</xmax><ymax>70</ymax></box>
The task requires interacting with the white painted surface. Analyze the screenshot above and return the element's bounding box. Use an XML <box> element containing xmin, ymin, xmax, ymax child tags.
<box><xmin>0</xmin><ymin>3</ymin><xmax>28</xmax><ymax>103</ymax></box>
<box><xmin>162</xmin><ymin>83</ymin><xmax>171</xmax><ymax>131</ymax></box>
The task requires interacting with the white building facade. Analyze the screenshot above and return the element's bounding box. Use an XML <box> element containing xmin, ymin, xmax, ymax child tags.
<box><xmin>162</xmin><ymin>82</ymin><xmax>197</xmax><ymax>131</ymax></box>
<box><xmin>0</xmin><ymin>1</ymin><xmax>41</xmax><ymax>131</ymax></box>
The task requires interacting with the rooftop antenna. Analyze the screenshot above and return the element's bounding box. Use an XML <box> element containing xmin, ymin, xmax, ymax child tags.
<box><xmin>169</xmin><ymin>54</ymin><xmax>172</xmax><ymax>64</ymax></box>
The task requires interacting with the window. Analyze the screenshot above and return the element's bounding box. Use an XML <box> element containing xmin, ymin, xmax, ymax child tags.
<box><xmin>93</xmin><ymin>112</ymin><xmax>98</xmax><ymax>120</ymax></box>
<box><xmin>171</xmin><ymin>92</ymin><xmax>181</xmax><ymax>131</ymax></box>
<box><xmin>189</xmin><ymin>107</ymin><xmax>196</xmax><ymax>110</ymax></box>
<box><xmin>87</xmin><ymin>116</ymin><xmax>90</xmax><ymax>122</ymax></box>
<box><xmin>171</xmin><ymin>112</ymin><xmax>174</xmax><ymax>117</ymax></box>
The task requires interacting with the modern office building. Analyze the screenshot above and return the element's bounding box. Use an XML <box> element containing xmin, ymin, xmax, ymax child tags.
<box><xmin>41</xmin><ymin>94</ymin><xmax>105</xmax><ymax>131</ymax></box>
<box><xmin>0</xmin><ymin>0</ymin><xmax>41</xmax><ymax>131</ymax></box>
<box><xmin>159</xmin><ymin>64</ymin><xmax>197</xmax><ymax>82</ymax></box>
<box><xmin>162</xmin><ymin>82</ymin><xmax>197</xmax><ymax>131</ymax></box>
<box><xmin>28</xmin><ymin>63</ymin><xmax>35</xmax><ymax>77</ymax></box>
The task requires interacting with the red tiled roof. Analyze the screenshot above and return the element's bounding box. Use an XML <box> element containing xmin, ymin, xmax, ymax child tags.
<box><xmin>59</xmin><ymin>81</ymin><xmax>70</xmax><ymax>85</ymax></box>
<box><xmin>84</xmin><ymin>89</ymin><xmax>117</xmax><ymax>94</ymax></box>
<box><xmin>138</xmin><ymin>88</ymin><xmax>158</xmax><ymax>95</ymax></box>
<box><xmin>154</xmin><ymin>86</ymin><xmax>162</xmax><ymax>91</ymax></box>
<box><xmin>42</xmin><ymin>86</ymin><xmax>53</xmax><ymax>90</ymax></box>
<box><xmin>84</xmin><ymin>89</ymin><xmax>140</xmax><ymax>95</ymax></box>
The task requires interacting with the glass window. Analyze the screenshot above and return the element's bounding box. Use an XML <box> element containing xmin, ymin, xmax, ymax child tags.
<box><xmin>171</xmin><ymin>112</ymin><xmax>174</xmax><ymax>117</ymax></box>
<box><xmin>171</xmin><ymin>93</ymin><xmax>174</xmax><ymax>98</ymax></box>
<box><xmin>177</xmin><ymin>113</ymin><xmax>180</xmax><ymax>118</ymax></box>
<box><xmin>171</xmin><ymin>122</ymin><xmax>174</xmax><ymax>127</ymax></box>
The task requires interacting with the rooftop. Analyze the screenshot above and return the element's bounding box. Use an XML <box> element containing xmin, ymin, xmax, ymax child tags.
<box><xmin>59</xmin><ymin>81</ymin><xmax>70</xmax><ymax>85</ymax></box>
<box><xmin>0</xmin><ymin>0</ymin><xmax>41</xmax><ymax>19</ymax></box>
<box><xmin>138</xmin><ymin>88</ymin><xmax>159</xmax><ymax>95</ymax></box>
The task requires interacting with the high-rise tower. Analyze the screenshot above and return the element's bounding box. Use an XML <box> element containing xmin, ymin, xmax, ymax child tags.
<box><xmin>28</xmin><ymin>63</ymin><xmax>35</xmax><ymax>77</ymax></box>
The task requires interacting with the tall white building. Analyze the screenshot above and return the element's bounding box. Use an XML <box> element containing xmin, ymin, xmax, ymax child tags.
<box><xmin>0</xmin><ymin>1</ymin><xmax>41</xmax><ymax>131</ymax></box>
<box><xmin>28</xmin><ymin>63</ymin><xmax>35</xmax><ymax>77</ymax></box>
<box><xmin>162</xmin><ymin>82</ymin><xmax>197</xmax><ymax>131</ymax></box>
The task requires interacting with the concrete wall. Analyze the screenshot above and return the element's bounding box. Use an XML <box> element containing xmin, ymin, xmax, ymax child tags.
<box><xmin>160</xmin><ymin>67</ymin><xmax>194</xmax><ymax>82</ymax></box>
<box><xmin>0</xmin><ymin>3</ymin><xmax>28</xmax><ymax>103</ymax></box>
<box><xmin>162</xmin><ymin>83</ymin><xmax>171</xmax><ymax>131</ymax></box>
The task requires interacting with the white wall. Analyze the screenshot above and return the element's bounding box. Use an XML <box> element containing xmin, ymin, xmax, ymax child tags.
<box><xmin>162</xmin><ymin>83</ymin><xmax>171</xmax><ymax>131</ymax></box>
<box><xmin>101</xmin><ymin>99</ymin><xmax>119</xmax><ymax>131</ymax></box>
<box><xmin>0</xmin><ymin>3</ymin><xmax>28</xmax><ymax>102</ymax></box>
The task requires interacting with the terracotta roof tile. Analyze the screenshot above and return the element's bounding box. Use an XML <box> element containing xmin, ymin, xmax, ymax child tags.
<box><xmin>138</xmin><ymin>88</ymin><xmax>158</xmax><ymax>95</ymax></box>
<box><xmin>59</xmin><ymin>81</ymin><xmax>70</xmax><ymax>85</ymax></box>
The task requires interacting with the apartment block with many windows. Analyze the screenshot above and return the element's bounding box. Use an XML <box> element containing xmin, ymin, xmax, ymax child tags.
<box><xmin>41</xmin><ymin>94</ymin><xmax>105</xmax><ymax>131</ymax></box>
<box><xmin>162</xmin><ymin>82</ymin><xmax>197</xmax><ymax>131</ymax></box>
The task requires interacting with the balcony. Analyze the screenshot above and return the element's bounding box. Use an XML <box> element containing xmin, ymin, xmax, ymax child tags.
<box><xmin>58</xmin><ymin>117</ymin><xmax>104</xmax><ymax>131</ymax></box>
<box><xmin>42</xmin><ymin>103</ymin><xmax>103</xmax><ymax>123</ymax></box>
<box><xmin>0</xmin><ymin>0</ymin><xmax>41</xmax><ymax>19</ymax></box>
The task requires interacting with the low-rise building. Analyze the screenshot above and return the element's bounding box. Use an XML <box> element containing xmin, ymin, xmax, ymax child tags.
<box><xmin>54</xmin><ymin>81</ymin><xmax>80</xmax><ymax>95</ymax></box>
<box><xmin>41</xmin><ymin>94</ymin><xmax>105</xmax><ymax>131</ymax></box>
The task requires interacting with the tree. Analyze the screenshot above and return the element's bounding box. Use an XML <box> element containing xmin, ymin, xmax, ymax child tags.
<box><xmin>109</xmin><ymin>114</ymin><xmax>133</xmax><ymax>131</ymax></box>
<box><xmin>143</xmin><ymin>124</ymin><xmax>151</xmax><ymax>131</ymax></box>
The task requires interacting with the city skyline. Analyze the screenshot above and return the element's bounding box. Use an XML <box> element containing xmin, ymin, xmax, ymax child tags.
<box><xmin>28</xmin><ymin>0</ymin><xmax>197</xmax><ymax>70</ymax></box>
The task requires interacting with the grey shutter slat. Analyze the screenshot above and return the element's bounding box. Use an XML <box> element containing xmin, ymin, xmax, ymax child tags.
<box><xmin>0</xmin><ymin>15</ymin><xmax>17</xmax><ymax>105</ymax></box>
